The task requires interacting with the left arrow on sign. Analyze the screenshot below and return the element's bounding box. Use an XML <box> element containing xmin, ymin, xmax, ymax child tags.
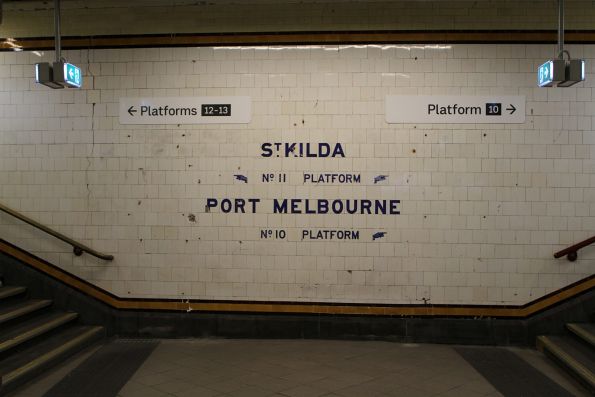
<box><xmin>128</xmin><ymin>106</ymin><xmax>137</xmax><ymax>116</ymax></box>
<box><xmin>506</xmin><ymin>104</ymin><xmax>516</xmax><ymax>114</ymax></box>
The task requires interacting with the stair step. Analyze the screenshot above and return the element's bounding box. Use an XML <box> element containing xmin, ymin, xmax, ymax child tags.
<box><xmin>0</xmin><ymin>325</ymin><xmax>104</xmax><ymax>393</ymax></box>
<box><xmin>0</xmin><ymin>311</ymin><xmax>79</xmax><ymax>354</ymax></box>
<box><xmin>0</xmin><ymin>286</ymin><xmax>26</xmax><ymax>300</ymax></box>
<box><xmin>0</xmin><ymin>300</ymin><xmax>52</xmax><ymax>325</ymax></box>
<box><xmin>567</xmin><ymin>323</ymin><xmax>595</xmax><ymax>349</ymax></box>
<box><xmin>537</xmin><ymin>335</ymin><xmax>595</xmax><ymax>392</ymax></box>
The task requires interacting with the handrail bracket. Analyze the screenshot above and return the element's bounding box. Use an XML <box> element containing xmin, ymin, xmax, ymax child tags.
<box><xmin>554</xmin><ymin>236</ymin><xmax>595</xmax><ymax>262</ymax></box>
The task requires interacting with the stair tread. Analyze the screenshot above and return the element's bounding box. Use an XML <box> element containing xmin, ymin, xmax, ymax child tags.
<box><xmin>568</xmin><ymin>323</ymin><xmax>595</xmax><ymax>347</ymax></box>
<box><xmin>568</xmin><ymin>323</ymin><xmax>595</xmax><ymax>332</ymax></box>
<box><xmin>0</xmin><ymin>325</ymin><xmax>104</xmax><ymax>384</ymax></box>
<box><xmin>0</xmin><ymin>300</ymin><xmax>52</xmax><ymax>324</ymax></box>
<box><xmin>0</xmin><ymin>311</ymin><xmax>78</xmax><ymax>354</ymax></box>
<box><xmin>540</xmin><ymin>335</ymin><xmax>595</xmax><ymax>387</ymax></box>
<box><xmin>0</xmin><ymin>286</ymin><xmax>26</xmax><ymax>300</ymax></box>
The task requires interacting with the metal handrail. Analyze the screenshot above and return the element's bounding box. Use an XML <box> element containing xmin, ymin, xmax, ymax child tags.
<box><xmin>554</xmin><ymin>235</ymin><xmax>595</xmax><ymax>262</ymax></box>
<box><xmin>0</xmin><ymin>202</ymin><xmax>113</xmax><ymax>261</ymax></box>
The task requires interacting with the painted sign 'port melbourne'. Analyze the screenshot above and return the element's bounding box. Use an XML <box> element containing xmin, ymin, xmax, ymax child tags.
<box><xmin>386</xmin><ymin>95</ymin><xmax>525</xmax><ymax>124</ymax></box>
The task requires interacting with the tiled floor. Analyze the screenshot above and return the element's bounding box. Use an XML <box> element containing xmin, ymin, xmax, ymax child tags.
<box><xmin>12</xmin><ymin>339</ymin><xmax>589</xmax><ymax>397</ymax></box>
<box><xmin>118</xmin><ymin>340</ymin><xmax>502</xmax><ymax>397</ymax></box>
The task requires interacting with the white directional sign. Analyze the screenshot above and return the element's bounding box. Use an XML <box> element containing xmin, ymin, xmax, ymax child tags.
<box><xmin>119</xmin><ymin>96</ymin><xmax>251</xmax><ymax>124</ymax></box>
<box><xmin>386</xmin><ymin>95</ymin><xmax>525</xmax><ymax>124</ymax></box>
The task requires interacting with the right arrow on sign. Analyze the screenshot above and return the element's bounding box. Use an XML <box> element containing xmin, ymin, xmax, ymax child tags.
<box><xmin>506</xmin><ymin>104</ymin><xmax>516</xmax><ymax>114</ymax></box>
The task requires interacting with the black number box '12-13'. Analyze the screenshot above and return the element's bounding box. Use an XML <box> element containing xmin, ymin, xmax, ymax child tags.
<box><xmin>201</xmin><ymin>104</ymin><xmax>232</xmax><ymax>116</ymax></box>
<box><xmin>485</xmin><ymin>103</ymin><xmax>501</xmax><ymax>116</ymax></box>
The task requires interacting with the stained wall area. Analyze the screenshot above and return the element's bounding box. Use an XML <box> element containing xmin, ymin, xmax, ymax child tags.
<box><xmin>0</xmin><ymin>41</ymin><xmax>593</xmax><ymax>306</ymax></box>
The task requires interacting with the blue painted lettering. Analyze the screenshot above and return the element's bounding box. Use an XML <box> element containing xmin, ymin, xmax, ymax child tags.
<box><xmin>301</xmin><ymin>230</ymin><xmax>360</xmax><ymax>240</ymax></box>
<box><xmin>261</xmin><ymin>143</ymin><xmax>272</xmax><ymax>157</ymax></box>
<box><xmin>260</xmin><ymin>142</ymin><xmax>345</xmax><ymax>158</ymax></box>
<box><xmin>272</xmin><ymin>199</ymin><xmax>400</xmax><ymax>215</ymax></box>
<box><xmin>205</xmin><ymin>198</ymin><xmax>260</xmax><ymax>213</ymax></box>
<box><xmin>303</xmin><ymin>173</ymin><xmax>360</xmax><ymax>184</ymax></box>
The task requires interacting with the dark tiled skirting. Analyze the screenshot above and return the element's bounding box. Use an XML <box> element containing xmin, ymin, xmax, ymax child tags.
<box><xmin>1</xmin><ymin>251</ymin><xmax>594</xmax><ymax>345</ymax></box>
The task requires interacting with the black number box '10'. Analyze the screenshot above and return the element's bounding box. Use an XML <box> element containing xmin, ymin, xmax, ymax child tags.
<box><xmin>485</xmin><ymin>103</ymin><xmax>501</xmax><ymax>116</ymax></box>
<box><xmin>201</xmin><ymin>104</ymin><xmax>232</xmax><ymax>116</ymax></box>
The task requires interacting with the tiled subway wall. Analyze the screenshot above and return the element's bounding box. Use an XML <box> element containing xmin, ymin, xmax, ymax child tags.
<box><xmin>0</xmin><ymin>44</ymin><xmax>594</xmax><ymax>305</ymax></box>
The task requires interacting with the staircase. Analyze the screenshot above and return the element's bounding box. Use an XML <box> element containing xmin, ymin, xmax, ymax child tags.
<box><xmin>537</xmin><ymin>322</ymin><xmax>595</xmax><ymax>393</ymax></box>
<box><xmin>0</xmin><ymin>283</ymin><xmax>104</xmax><ymax>395</ymax></box>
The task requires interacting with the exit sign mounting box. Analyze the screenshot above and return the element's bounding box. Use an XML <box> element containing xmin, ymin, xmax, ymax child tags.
<box><xmin>35</xmin><ymin>62</ymin><xmax>83</xmax><ymax>89</ymax></box>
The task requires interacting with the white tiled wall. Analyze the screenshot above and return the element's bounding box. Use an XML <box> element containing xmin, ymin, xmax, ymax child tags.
<box><xmin>0</xmin><ymin>43</ymin><xmax>594</xmax><ymax>305</ymax></box>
